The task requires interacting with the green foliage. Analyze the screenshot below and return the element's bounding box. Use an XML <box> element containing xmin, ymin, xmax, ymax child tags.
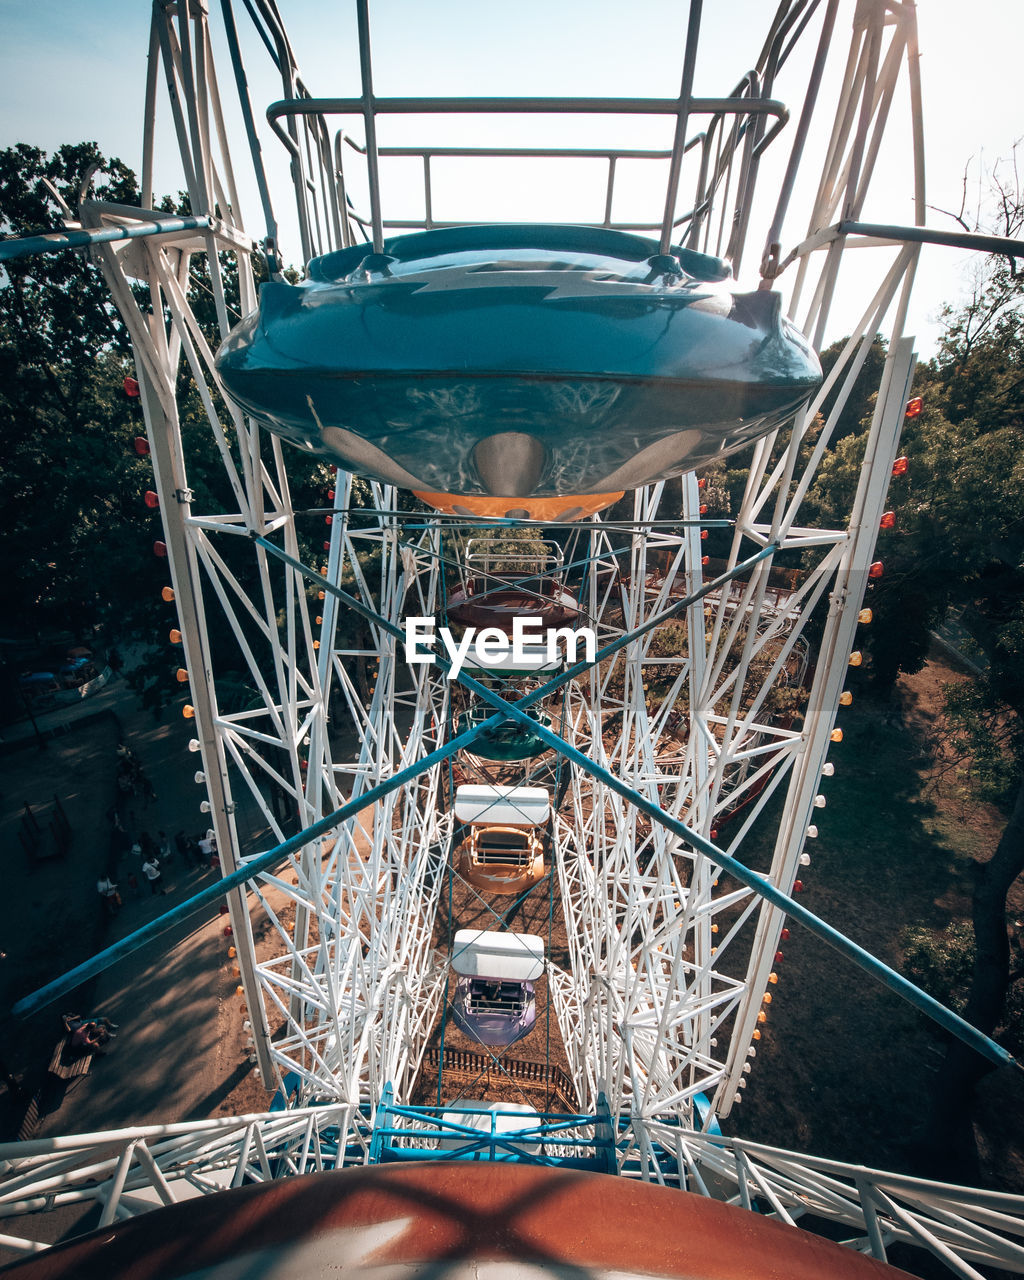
<box><xmin>802</xmin><ymin>239</ymin><xmax>1024</xmax><ymax>698</ymax></box>
<box><xmin>0</xmin><ymin>142</ymin><xmax>331</xmax><ymax>715</ymax></box>
<box><xmin>944</xmin><ymin>677</ymin><xmax>1024</xmax><ymax>806</ymax></box>
<box><xmin>901</xmin><ymin>921</ymin><xmax>976</xmax><ymax>1016</ymax></box>
<box><xmin>901</xmin><ymin>919</ymin><xmax>1024</xmax><ymax>1056</ymax></box>
<box><xmin>817</xmin><ymin>333</ymin><xmax>889</xmax><ymax>444</ymax></box>
<box><xmin>0</xmin><ymin>143</ymin><xmax>156</xmax><ymax>634</ymax></box>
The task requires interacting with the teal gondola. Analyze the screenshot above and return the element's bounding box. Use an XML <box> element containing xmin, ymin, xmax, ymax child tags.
<box><xmin>456</xmin><ymin>705</ymin><xmax>553</xmax><ymax>762</ymax></box>
<box><xmin>216</xmin><ymin>225</ymin><xmax>821</xmax><ymax>521</ymax></box>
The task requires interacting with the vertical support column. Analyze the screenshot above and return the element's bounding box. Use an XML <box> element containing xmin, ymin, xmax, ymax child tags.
<box><xmin>715</xmin><ymin>337</ymin><xmax>917</xmax><ymax>1117</ymax></box>
<box><xmin>680</xmin><ymin>471</ymin><xmax>715</xmax><ymax>1096</ymax></box>
<box><xmin>133</xmin><ymin>337</ymin><xmax>277</xmax><ymax>1090</ymax></box>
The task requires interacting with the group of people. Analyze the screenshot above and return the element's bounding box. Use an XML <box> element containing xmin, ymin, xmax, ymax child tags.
<box><xmin>173</xmin><ymin>829</ymin><xmax>218</xmax><ymax>870</ymax></box>
<box><xmin>98</xmin><ymin>827</ymin><xmax>221</xmax><ymax>914</ymax></box>
<box><xmin>115</xmin><ymin>741</ymin><xmax>157</xmax><ymax>804</ymax></box>
<box><xmin>63</xmin><ymin>1012</ymin><xmax>119</xmax><ymax>1055</ymax></box>
<box><xmin>99</xmin><ymin>739</ymin><xmax>221</xmax><ymax>920</ymax></box>
<box><xmin>99</xmin><ymin>826</ymin><xmax>171</xmax><ymax>911</ymax></box>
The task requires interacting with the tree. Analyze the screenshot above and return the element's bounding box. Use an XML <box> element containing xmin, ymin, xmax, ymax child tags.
<box><xmin>903</xmin><ymin>150</ymin><xmax>1024</xmax><ymax>1175</ymax></box>
<box><xmin>0</xmin><ymin>143</ymin><xmax>332</xmax><ymax>716</ymax></box>
<box><xmin>0</xmin><ymin>143</ymin><xmax>153</xmax><ymax>640</ymax></box>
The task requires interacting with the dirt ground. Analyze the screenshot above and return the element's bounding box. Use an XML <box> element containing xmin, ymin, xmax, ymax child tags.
<box><xmin>730</xmin><ymin>657</ymin><xmax>1024</xmax><ymax>1191</ymax></box>
<box><xmin>0</xmin><ymin>684</ymin><xmax>274</xmax><ymax>1148</ymax></box>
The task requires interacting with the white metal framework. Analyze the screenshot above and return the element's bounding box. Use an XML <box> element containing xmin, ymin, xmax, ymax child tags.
<box><xmin>3</xmin><ymin>1107</ymin><xmax>1024</xmax><ymax>1273</ymax></box>
<box><xmin>5</xmin><ymin>0</ymin><xmax>1024</xmax><ymax>1274</ymax></box>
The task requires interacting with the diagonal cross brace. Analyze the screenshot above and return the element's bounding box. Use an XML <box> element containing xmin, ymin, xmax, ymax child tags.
<box><xmin>11</xmin><ymin>535</ymin><xmax>772</xmax><ymax>1018</ymax></box>
<box><xmin>15</xmin><ymin>531</ymin><xmax>1019</xmax><ymax>1077</ymax></box>
<box><xmin>261</xmin><ymin>532</ymin><xmax>1018</xmax><ymax>1074</ymax></box>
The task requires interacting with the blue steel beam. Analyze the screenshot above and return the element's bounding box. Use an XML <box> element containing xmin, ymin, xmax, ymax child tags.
<box><xmin>254</xmin><ymin>535</ymin><xmax>777</xmax><ymax>711</ymax></box>
<box><xmin>253</xmin><ymin>535</ymin><xmax>1020</xmax><ymax>1072</ymax></box>
<box><xmin>12</xmin><ymin>699</ymin><xmax>510</xmax><ymax>1019</ymax></box>
<box><xmin>465</xmin><ymin>672</ymin><xmax>1023</xmax><ymax>1075</ymax></box>
<box><xmin>0</xmin><ymin>215</ymin><xmax>218</xmax><ymax>263</ymax></box>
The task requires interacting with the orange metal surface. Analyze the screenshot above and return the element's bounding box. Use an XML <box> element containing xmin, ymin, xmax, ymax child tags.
<box><xmin>414</xmin><ymin>490</ymin><xmax>623</xmax><ymax>521</ymax></box>
<box><xmin>3</xmin><ymin>1161</ymin><xmax>917</xmax><ymax>1279</ymax></box>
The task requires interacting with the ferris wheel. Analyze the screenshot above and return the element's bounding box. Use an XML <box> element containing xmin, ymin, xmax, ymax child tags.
<box><xmin>3</xmin><ymin>1</ymin><xmax>1024</xmax><ymax>1275</ymax></box>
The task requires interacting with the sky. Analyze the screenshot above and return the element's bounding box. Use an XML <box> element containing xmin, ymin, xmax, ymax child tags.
<box><xmin>1</xmin><ymin>0</ymin><xmax>1021</xmax><ymax>357</ymax></box>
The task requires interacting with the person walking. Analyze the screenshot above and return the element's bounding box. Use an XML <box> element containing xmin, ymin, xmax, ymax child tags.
<box><xmin>198</xmin><ymin>830</ymin><xmax>218</xmax><ymax>869</ymax></box>
<box><xmin>141</xmin><ymin>855</ymin><xmax>166</xmax><ymax>895</ymax></box>
<box><xmin>97</xmin><ymin>875</ymin><xmax>120</xmax><ymax>915</ymax></box>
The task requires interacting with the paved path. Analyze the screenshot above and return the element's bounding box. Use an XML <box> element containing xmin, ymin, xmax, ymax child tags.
<box><xmin>26</xmin><ymin>673</ymin><xmax>272</xmax><ymax>1136</ymax></box>
<box><xmin>2</xmin><ymin>674</ymin><xmax>275</xmax><ymax>1248</ymax></box>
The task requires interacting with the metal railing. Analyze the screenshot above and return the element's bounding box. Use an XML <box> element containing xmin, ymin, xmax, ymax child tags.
<box><xmin>4</xmin><ymin>1106</ymin><xmax>1023</xmax><ymax>1275</ymax></box>
<box><xmin>227</xmin><ymin>0</ymin><xmax>798</xmax><ymax>271</ymax></box>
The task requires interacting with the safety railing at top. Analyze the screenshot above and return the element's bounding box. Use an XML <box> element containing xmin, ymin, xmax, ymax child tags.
<box><xmin>230</xmin><ymin>0</ymin><xmax>816</xmax><ymax>274</ymax></box>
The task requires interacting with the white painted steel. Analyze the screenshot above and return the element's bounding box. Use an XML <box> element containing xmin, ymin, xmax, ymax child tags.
<box><xmin>454</xmin><ymin>786</ymin><xmax>551</xmax><ymax>827</ymax></box>
<box><xmin>451</xmin><ymin>931</ymin><xmax>546</xmax><ymax>980</ymax></box>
